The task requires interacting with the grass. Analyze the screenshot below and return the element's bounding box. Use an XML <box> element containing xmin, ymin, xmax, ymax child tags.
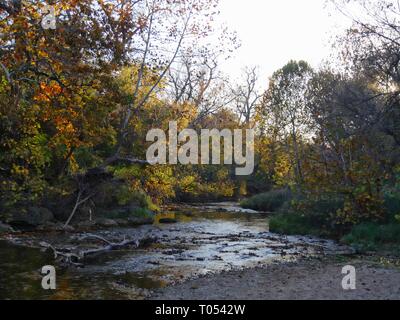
<box><xmin>384</xmin><ymin>191</ymin><xmax>400</xmax><ymax>222</ymax></box>
<box><xmin>342</xmin><ymin>223</ymin><xmax>400</xmax><ymax>253</ymax></box>
<box><xmin>240</xmin><ymin>189</ymin><xmax>291</xmax><ymax>212</ymax></box>
<box><xmin>266</xmin><ymin>194</ymin><xmax>342</xmax><ymax>238</ymax></box>
<box><xmin>269</xmin><ymin>213</ymin><xmax>326</xmax><ymax>237</ymax></box>
<box><xmin>244</xmin><ymin>190</ymin><xmax>400</xmax><ymax>255</ymax></box>
<box><xmin>270</xmin><ymin>213</ymin><xmax>400</xmax><ymax>254</ymax></box>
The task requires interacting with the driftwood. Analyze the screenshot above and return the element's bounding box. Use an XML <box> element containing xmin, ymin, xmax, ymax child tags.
<box><xmin>39</xmin><ymin>242</ymin><xmax>82</xmax><ymax>266</ymax></box>
<box><xmin>39</xmin><ymin>233</ymin><xmax>154</xmax><ymax>266</ymax></box>
<box><xmin>76</xmin><ymin>234</ymin><xmax>141</xmax><ymax>257</ymax></box>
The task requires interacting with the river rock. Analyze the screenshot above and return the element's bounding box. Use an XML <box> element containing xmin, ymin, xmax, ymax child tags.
<box><xmin>0</xmin><ymin>222</ymin><xmax>14</xmax><ymax>234</ymax></box>
<box><xmin>159</xmin><ymin>218</ymin><xmax>178</xmax><ymax>224</ymax></box>
<box><xmin>95</xmin><ymin>218</ymin><xmax>119</xmax><ymax>228</ymax></box>
<box><xmin>8</xmin><ymin>207</ymin><xmax>54</xmax><ymax>227</ymax></box>
<box><xmin>114</xmin><ymin>219</ymin><xmax>129</xmax><ymax>227</ymax></box>
<box><xmin>36</xmin><ymin>222</ymin><xmax>75</xmax><ymax>232</ymax></box>
<box><xmin>63</xmin><ymin>224</ymin><xmax>75</xmax><ymax>232</ymax></box>
<box><xmin>37</xmin><ymin>221</ymin><xmax>62</xmax><ymax>231</ymax></box>
<box><xmin>128</xmin><ymin>217</ymin><xmax>154</xmax><ymax>226</ymax></box>
<box><xmin>78</xmin><ymin>220</ymin><xmax>97</xmax><ymax>229</ymax></box>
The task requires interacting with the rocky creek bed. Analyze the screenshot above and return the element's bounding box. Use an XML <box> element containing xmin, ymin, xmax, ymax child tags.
<box><xmin>0</xmin><ymin>203</ymin><xmax>373</xmax><ymax>300</ymax></box>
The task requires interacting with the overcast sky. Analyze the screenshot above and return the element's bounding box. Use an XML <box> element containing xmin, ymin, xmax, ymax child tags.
<box><xmin>217</xmin><ymin>0</ymin><xmax>353</xmax><ymax>82</ymax></box>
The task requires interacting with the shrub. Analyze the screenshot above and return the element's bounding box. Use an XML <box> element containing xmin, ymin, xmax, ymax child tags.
<box><xmin>116</xmin><ymin>188</ymin><xmax>157</xmax><ymax>210</ymax></box>
<box><xmin>94</xmin><ymin>182</ymin><xmax>159</xmax><ymax>211</ymax></box>
<box><xmin>269</xmin><ymin>213</ymin><xmax>323</xmax><ymax>237</ymax></box>
<box><xmin>384</xmin><ymin>192</ymin><xmax>400</xmax><ymax>222</ymax></box>
<box><xmin>240</xmin><ymin>189</ymin><xmax>291</xmax><ymax>212</ymax></box>
<box><xmin>269</xmin><ymin>194</ymin><xmax>345</xmax><ymax>238</ymax></box>
<box><xmin>304</xmin><ymin>196</ymin><xmax>344</xmax><ymax>216</ymax></box>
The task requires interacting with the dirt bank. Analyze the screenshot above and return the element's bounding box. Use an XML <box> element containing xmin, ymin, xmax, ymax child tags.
<box><xmin>149</xmin><ymin>255</ymin><xmax>400</xmax><ymax>300</ymax></box>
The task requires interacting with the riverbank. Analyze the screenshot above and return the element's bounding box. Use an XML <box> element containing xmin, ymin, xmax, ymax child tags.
<box><xmin>150</xmin><ymin>255</ymin><xmax>400</xmax><ymax>300</ymax></box>
<box><xmin>240</xmin><ymin>190</ymin><xmax>400</xmax><ymax>255</ymax></box>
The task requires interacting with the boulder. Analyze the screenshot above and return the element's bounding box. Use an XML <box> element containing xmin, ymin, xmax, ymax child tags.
<box><xmin>36</xmin><ymin>221</ymin><xmax>73</xmax><ymax>232</ymax></box>
<box><xmin>63</xmin><ymin>224</ymin><xmax>75</xmax><ymax>233</ymax></box>
<box><xmin>95</xmin><ymin>218</ymin><xmax>118</xmax><ymax>228</ymax></box>
<box><xmin>114</xmin><ymin>219</ymin><xmax>129</xmax><ymax>227</ymax></box>
<box><xmin>127</xmin><ymin>216</ymin><xmax>154</xmax><ymax>226</ymax></box>
<box><xmin>78</xmin><ymin>220</ymin><xmax>97</xmax><ymax>229</ymax></box>
<box><xmin>8</xmin><ymin>207</ymin><xmax>54</xmax><ymax>227</ymax></box>
<box><xmin>0</xmin><ymin>222</ymin><xmax>14</xmax><ymax>234</ymax></box>
<box><xmin>158</xmin><ymin>218</ymin><xmax>178</xmax><ymax>224</ymax></box>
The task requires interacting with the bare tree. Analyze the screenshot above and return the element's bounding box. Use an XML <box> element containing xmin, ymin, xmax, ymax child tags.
<box><xmin>95</xmin><ymin>0</ymin><xmax>222</xmax><ymax>165</ymax></box>
<box><xmin>167</xmin><ymin>56</ymin><xmax>235</xmax><ymax>126</ymax></box>
<box><xmin>332</xmin><ymin>0</ymin><xmax>400</xmax><ymax>147</ymax></box>
<box><xmin>232</xmin><ymin>66</ymin><xmax>263</xmax><ymax>127</ymax></box>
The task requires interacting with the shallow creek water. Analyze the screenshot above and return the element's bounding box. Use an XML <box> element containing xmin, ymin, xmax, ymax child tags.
<box><xmin>0</xmin><ymin>203</ymin><xmax>350</xmax><ymax>300</ymax></box>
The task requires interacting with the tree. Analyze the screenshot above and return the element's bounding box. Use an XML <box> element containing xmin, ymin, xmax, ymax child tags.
<box><xmin>0</xmin><ymin>0</ymin><xmax>230</xmax><ymax>220</ymax></box>
<box><xmin>167</xmin><ymin>56</ymin><xmax>234</xmax><ymax>126</ymax></box>
<box><xmin>232</xmin><ymin>66</ymin><xmax>263</xmax><ymax>127</ymax></box>
<box><xmin>332</xmin><ymin>0</ymin><xmax>400</xmax><ymax>147</ymax></box>
<box><xmin>261</xmin><ymin>60</ymin><xmax>314</xmax><ymax>185</ymax></box>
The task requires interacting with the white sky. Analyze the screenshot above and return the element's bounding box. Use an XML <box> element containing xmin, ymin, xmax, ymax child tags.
<box><xmin>217</xmin><ymin>0</ymin><xmax>353</xmax><ymax>81</ymax></box>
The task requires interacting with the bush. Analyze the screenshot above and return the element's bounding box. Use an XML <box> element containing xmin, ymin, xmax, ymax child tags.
<box><xmin>269</xmin><ymin>194</ymin><xmax>345</xmax><ymax>238</ymax></box>
<box><xmin>342</xmin><ymin>223</ymin><xmax>400</xmax><ymax>252</ymax></box>
<box><xmin>101</xmin><ymin>207</ymin><xmax>154</xmax><ymax>220</ymax></box>
<box><xmin>384</xmin><ymin>192</ymin><xmax>400</xmax><ymax>222</ymax></box>
<box><xmin>269</xmin><ymin>213</ymin><xmax>323</xmax><ymax>237</ymax></box>
<box><xmin>240</xmin><ymin>189</ymin><xmax>291</xmax><ymax>212</ymax></box>
<box><xmin>94</xmin><ymin>182</ymin><xmax>159</xmax><ymax>212</ymax></box>
<box><xmin>302</xmin><ymin>196</ymin><xmax>344</xmax><ymax>216</ymax></box>
<box><xmin>116</xmin><ymin>188</ymin><xmax>158</xmax><ymax>211</ymax></box>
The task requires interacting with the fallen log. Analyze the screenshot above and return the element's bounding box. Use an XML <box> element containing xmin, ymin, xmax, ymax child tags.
<box><xmin>39</xmin><ymin>234</ymin><xmax>155</xmax><ymax>266</ymax></box>
<box><xmin>39</xmin><ymin>241</ymin><xmax>82</xmax><ymax>266</ymax></box>
<box><xmin>78</xmin><ymin>237</ymin><xmax>140</xmax><ymax>258</ymax></box>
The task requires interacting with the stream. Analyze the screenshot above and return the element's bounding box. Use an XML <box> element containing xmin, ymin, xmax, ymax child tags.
<box><xmin>0</xmin><ymin>203</ymin><xmax>351</xmax><ymax>300</ymax></box>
